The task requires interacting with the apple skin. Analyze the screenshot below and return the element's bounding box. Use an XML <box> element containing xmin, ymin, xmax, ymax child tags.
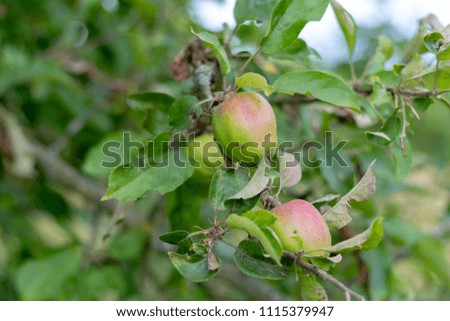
<box><xmin>271</xmin><ymin>200</ymin><xmax>331</xmax><ymax>255</ymax></box>
<box><xmin>186</xmin><ymin>133</ymin><xmax>224</xmax><ymax>178</ymax></box>
<box><xmin>212</xmin><ymin>92</ymin><xmax>277</xmax><ymax>166</ymax></box>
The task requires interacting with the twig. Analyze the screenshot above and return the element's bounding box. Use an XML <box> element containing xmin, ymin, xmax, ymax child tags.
<box><xmin>353</xmin><ymin>83</ymin><xmax>448</xmax><ymax>98</ymax></box>
<box><xmin>49</xmin><ymin>108</ymin><xmax>98</xmax><ymax>154</ymax></box>
<box><xmin>100</xmin><ymin>201</ymin><xmax>134</xmax><ymax>240</ymax></box>
<box><xmin>284</xmin><ymin>251</ymin><xmax>366</xmax><ymax>301</ymax></box>
<box><xmin>398</xmin><ymin>95</ymin><xmax>408</xmax><ymax>154</ymax></box>
<box><xmin>31</xmin><ymin>139</ymin><xmax>115</xmax><ymax>212</ymax></box>
<box><xmin>238</xmin><ymin>48</ymin><xmax>261</xmax><ymax>76</ymax></box>
<box><xmin>433</xmin><ymin>59</ymin><xmax>440</xmax><ymax>94</ymax></box>
<box><xmin>405</xmin><ymin>101</ymin><xmax>421</xmax><ymax>120</ymax></box>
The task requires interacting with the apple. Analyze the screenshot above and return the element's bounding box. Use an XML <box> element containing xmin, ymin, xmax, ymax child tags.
<box><xmin>186</xmin><ymin>133</ymin><xmax>224</xmax><ymax>178</ymax></box>
<box><xmin>271</xmin><ymin>200</ymin><xmax>331</xmax><ymax>255</ymax></box>
<box><xmin>212</xmin><ymin>92</ymin><xmax>277</xmax><ymax>165</ymax></box>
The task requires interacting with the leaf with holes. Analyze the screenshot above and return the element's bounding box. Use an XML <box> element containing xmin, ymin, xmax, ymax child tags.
<box><xmin>234</xmin><ymin>240</ymin><xmax>288</xmax><ymax>280</ymax></box>
<box><xmin>324</xmin><ymin>217</ymin><xmax>384</xmax><ymax>252</ymax></box>
<box><xmin>299</xmin><ymin>272</ymin><xmax>328</xmax><ymax>301</ymax></box>
<box><xmin>209</xmin><ymin>168</ymin><xmax>250</xmax><ymax>210</ymax></box>
<box><xmin>323</xmin><ymin>160</ymin><xmax>376</xmax><ymax>228</ymax></box>
<box><xmin>168</xmin><ymin>251</ymin><xmax>220</xmax><ymax>282</ymax></box>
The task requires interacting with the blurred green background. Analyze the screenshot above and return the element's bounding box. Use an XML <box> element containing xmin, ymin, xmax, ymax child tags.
<box><xmin>0</xmin><ymin>0</ymin><xmax>449</xmax><ymax>300</ymax></box>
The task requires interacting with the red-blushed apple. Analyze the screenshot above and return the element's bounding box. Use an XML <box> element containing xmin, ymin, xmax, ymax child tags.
<box><xmin>212</xmin><ymin>92</ymin><xmax>277</xmax><ymax>165</ymax></box>
<box><xmin>271</xmin><ymin>199</ymin><xmax>331</xmax><ymax>255</ymax></box>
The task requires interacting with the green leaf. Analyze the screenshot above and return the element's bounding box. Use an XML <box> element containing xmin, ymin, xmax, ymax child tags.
<box><xmin>366</xmin><ymin>113</ymin><xmax>401</xmax><ymax>146</ymax></box>
<box><xmin>365</xmin><ymin>131</ymin><xmax>391</xmax><ymax>144</ymax></box>
<box><xmin>242</xmin><ymin>209</ymin><xmax>277</xmax><ymax>228</ymax></box>
<box><xmin>0</xmin><ymin>52</ymin><xmax>77</xmax><ymax>96</ymax></box>
<box><xmin>82</xmin><ymin>132</ymin><xmax>145</xmax><ymax>177</ymax></box>
<box><xmin>236</xmin><ymin>72</ymin><xmax>273</xmax><ymax>96</ymax></box>
<box><xmin>323</xmin><ymin>160</ymin><xmax>377</xmax><ymax>228</ymax></box>
<box><xmin>423</xmin><ymin>32</ymin><xmax>445</xmax><ymax>54</ymax></box>
<box><xmin>208</xmin><ymin>168</ymin><xmax>249</xmax><ymax>210</ymax></box>
<box><xmin>191</xmin><ymin>28</ymin><xmax>231</xmax><ymax>75</ymax></box>
<box><xmin>16</xmin><ymin>247</ymin><xmax>81</xmax><ymax>300</ymax></box>
<box><xmin>168</xmin><ymin>95</ymin><xmax>200</xmax><ymax>131</ymax></box>
<box><xmin>234</xmin><ymin>240</ymin><xmax>288</xmax><ymax>280</ymax></box>
<box><xmin>168</xmin><ymin>251</ymin><xmax>219</xmax><ymax>282</ymax></box>
<box><xmin>230</xmin><ymin>158</ymin><xmax>270</xmax><ymax>200</ymax></box>
<box><xmin>261</xmin><ymin>0</ymin><xmax>329</xmax><ymax>54</ymax></box>
<box><xmin>102</xmin><ymin>151</ymin><xmax>194</xmax><ymax>201</ymax></box>
<box><xmin>438</xmin><ymin>42</ymin><xmax>450</xmax><ymax>60</ymax></box>
<box><xmin>385</xmin><ymin>218</ymin><xmax>450</xmax><ymax>288</ymax></box>
<box><xmin>383</xmin><ymin>217</ymin><xmax>425</xmax><ymax>247</ymax></box>
<box><xmin>226</xmin><ymin>213</ymin><xmax>282</xmax><ymax>264</ymax></box>
<box><xmin>391</xmin><ymin>139</ymin><xmax>412</xmax><ymax>180</ymax></box>
<box><xmin>363</xmin><ymin>36</ymin><xmax>393</xmax><ymax>76</ymax></box>
<box><xmin>126</xmin><ymin>92</ymin><xmax>175</xmax><ymax>111</ymax></box>
<box><xmin>74</xmin><ymin>265</ymin><xmax>127</xmax><ymax>300</ymax></box>
<box><xmin>278</xmin><ymin>151</ymin><xmax>302</xmax><ymax>189</ymax></box>
<box><xmin>230</xmin><ymin>195</ymin><xmax>261</xmax><ymax>214</ymax></box>
<box><xmin>159</xmin><ymin>231</ymin><xmax>190</xmax><ymax>245</ymax></box>
<box><xmin>273</xmin><ymin>70</ymin><xmax>360</xmax><ymax>111</ymax></box>
<box><xmin>234</xmin><ymin>0</ymin><xmax>278</xmax><ymax>24</ymax></box>
<box><xmin>324</xmin><ymin>217</ymin><xmax>383</xmax><ymax>253</ymax></box>
<box><xmin>369</xmin><ymin>81</ymin><xmax>393</xmax><ymax>106</ymax></box>
<box><xmin>331</xmin><ymin>0</ymin><xmax>357</xmax><ymax>56</ymax></box>
<box><xmin>412</xmin><ymin>238</ymin><xmax>450</xmax><ymax>288</ymax></box>
<box><xmin>361</xmin><ymin>244</ymin><xmax>391</xmax><ymax>300</ymax></box>
<box><xmin>166</xmin><ymin>178</ymin><xmax>205</xmax><ymax>231</ymax></box>
<box><xmin>421</xmin><ymin>64</ymin><xmax>450</xmax><ymax>90</ymax></box>
<box><xmin>310</xmin><ymin>254</ymin><xmax>342</xmax><ymax>271</ymax></box>
<box><xmin>126</xmin><ymin>93</ymin><xmax>200</xmax><ymax>134</ymax></box>
<box><xmin>107</xmin><ymin>228</ymin><xmax>147</xmax><ymax>260</ymax></box>
<box><xmin>299</xmin><ymin>272</ymin><xmax>328</xmax><ymax>301</ymax></box>
<box><xmin>126</xmin><ymin>92</ymin><xmax>174</xmax><ymax>135</ymax></box>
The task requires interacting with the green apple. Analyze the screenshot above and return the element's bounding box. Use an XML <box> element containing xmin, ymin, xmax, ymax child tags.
<box><xmin>186</xmin><ymin>133</ymin><xmax>224</xmax><ymax>178</ymax></box>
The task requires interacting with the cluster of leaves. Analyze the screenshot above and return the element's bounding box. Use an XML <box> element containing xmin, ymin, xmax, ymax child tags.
<box><xmin>0</xmin><ymin>0</ymin><xmax>449</xmax><ymax>301</ymax></box>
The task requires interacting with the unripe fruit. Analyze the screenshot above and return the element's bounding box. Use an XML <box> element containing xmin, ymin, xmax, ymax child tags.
<box><xmin>212</xmin><ymin>92</ymin><xmax>277</xmax><ymax>165</ymax></box>
<box><xmin>186</xmin><ymin>133</ymin><xmax>224</xmax><ymax>178</ymax></box>
<box><xmin>271</xmin><ymin>200</ymin><xmax>331</xmax><ymax>255</ymax></box>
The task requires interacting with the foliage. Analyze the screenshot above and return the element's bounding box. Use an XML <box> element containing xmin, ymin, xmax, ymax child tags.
<box><xmin>0</xmin><ymin>0</ymin><xmax>449</xmax><ymax>301</ymax></box>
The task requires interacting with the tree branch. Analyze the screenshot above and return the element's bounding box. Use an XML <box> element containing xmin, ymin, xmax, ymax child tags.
<box><xmin>353</xmin><ymin>83</ymin><xmax>448</xmax><ymax>98</ymax></box>
<box><xmin>284</xmin><ymin>251</ymin><xmax>365</xmax><ymax>301</ymax></box>
<box><xmin>31</xmin><ymin>140</ymin><xmax>115</xmax><ymax>212</ymax></box>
